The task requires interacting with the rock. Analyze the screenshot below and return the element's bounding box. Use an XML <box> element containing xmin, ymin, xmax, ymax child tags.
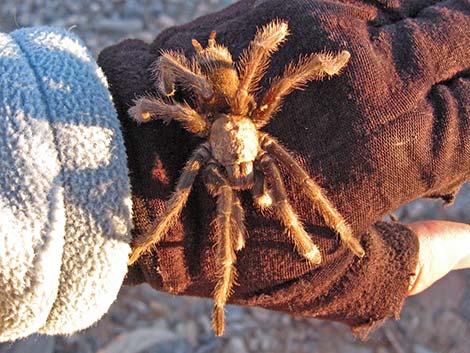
<box><xmin>413</xmin><ymin>344</ymin><xmax>439</xmax><ymax>353</ymax></box>
<box><xmin>155</xmin><ymin>14</ymin><xmax>176</xmax><ymax>29</ymax></box>
<box><xmin>225</xmin><ymin>305</ymin><xmax>245</xmax><ymax>322</ymax></box>
<box><xmin>122</xmin><ymin>2</ymin><xmax>145</xmax><ymax>19</ymax></box>
<box><xmin>89</xmin><ymin>3</ymin><xmax>101</xmax><ymax>13</ymax></box>
<box><xmin>194</xmin><ymin>339</ymin><xmax>223</xmax><ymax>353</ymax></box>
<box><xmin>151</xmin><ymin>340</ymin><xmax>192</xmax><ymax>353</ymax></box>
<box><xmin>259</xmin><ymin>333</ymin><xmax>274</xmax><ymax>351</ymax></box>
<box><xmin>433</xmin><ymin>309</ymin><xmax>467</xmax><ymax>350</ymax></box>
<box><xmin>64</xmin><ymin>14</ymin><xmax>86</xmax><ymax>27</ymax></box>
<box><xmin>185</xmin><ymin>320</ymin><xmax>199</xmax><ymax>346</ymax></box>
<box><xmin>198</xmin><ymin>314</ymin><xmax>213</xmax><ymax>333</ymax></box>
<box><xmin>339</xmin><ymin>344</ymin><xmax>373</xmax><ymax>353</ymax></box>
<box><xmin>375</xmin><ymin>348</ymin><xmax>391</xmax><ymax>353</ymax></box>
<box><xmin>0</xmin><ymin>335</ymin><xmax>55</xmax><ymax>353</ymax></box>
<box><xmin>99</xmin><ymin>326</ymin><xmax>177</xmax><ymax>353</ymax></box>
<box><xmin>225</xmin><ymin>337</ymin><xmax>248</xmax><ymax>353</ymax></box>
<box><xmin>149</xmin><ymin>3</ymin><xmax>165</xmax><ymax>16</ymax></box>
<box><xmin>95</xmin><ymin>18</ymin><xmax>144</xmax><ymax>34</ymax></box>
<box><xmin>250</xmin><ymin>307</ymin><xmax>272</xmax><ymax>322</ymax></box>
<box><xmin>110</xmin><ymin>306</ymin><xmax>138</xmax><ymax>325</ymax></box>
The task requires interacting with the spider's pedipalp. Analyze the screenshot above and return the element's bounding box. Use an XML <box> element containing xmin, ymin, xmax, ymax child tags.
<box><xmin>155</xmin><ymin>50</ymin><xmax>214</xmax><ymax>100</ymax></box>
<box><xmin>204</xmin><ymin>164</ymin><xmax>238</xmax><ymax>336</ymax></box>
<box><xmin>128</xmin><ymin>144</ymin><xmax>211</xmax><ymax>265</ymax></box>
<box><xmin>232</xmin><ymin>19</ymin><xmax>289</xmax><ymax>115</ymax></box>
<box><xmin>252</xmin><ymin>168</ymin><xmax>272</xmax><ymax>210</ymax></box>
<box><xmin>253</xmin><ymin>50</ymin><xmax>351</xmax><ymax>127</ymax></box>
<box><xmin>129</xmin><ymin>96</ymin><xmax>210</xmax><ymax>136</ymax></box>
<box><xmin>261</xmin><ymin>134</ymin><xmax>365</xmax><ymax>258</ymax></box>
<box><xmin>259</xmin><ymin>154</ymin><xmax>322</xmax><ymax>264</ymax></box>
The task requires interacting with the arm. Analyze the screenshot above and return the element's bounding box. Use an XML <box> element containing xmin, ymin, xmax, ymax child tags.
<box><xmin>0</xmin><ymin>27</ymin><xmax>131</xmax><ymax>342</ymax></box>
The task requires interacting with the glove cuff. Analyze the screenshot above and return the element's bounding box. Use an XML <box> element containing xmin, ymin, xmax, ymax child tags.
<box><xmin>0</xmin><ymin>27</ymin><xmax>131</xmax><ymax>341</ymax></box>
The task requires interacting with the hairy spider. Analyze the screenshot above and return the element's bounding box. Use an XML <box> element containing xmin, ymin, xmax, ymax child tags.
<box><xmin>128</xmin><ymin>20</ymin><xmax>365</xmax><ymax>336</ymax></box>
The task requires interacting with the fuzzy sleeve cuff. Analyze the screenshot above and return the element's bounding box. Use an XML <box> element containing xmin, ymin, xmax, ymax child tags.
<box><xmin>0</xmin><ymin>27</ymin><xmax>132</xmax><ymax>342</ymax></box>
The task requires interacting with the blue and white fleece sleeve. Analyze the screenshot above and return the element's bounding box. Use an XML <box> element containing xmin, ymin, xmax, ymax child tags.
<box><xmin>0</xmin><ymin>27</ymin><xmax>132</xmax><ymax>342</ymax></box>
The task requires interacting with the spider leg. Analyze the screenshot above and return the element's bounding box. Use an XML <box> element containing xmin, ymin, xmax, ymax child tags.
<box><xmin>261</xmin><ymin>134</ymin><xmax>365</xmax><ymax>258</ymax></box>
<box><xmin>204</xmin><ymin>164</ymin><xmax>238</xmax><ymax>336</ymax></box>
<box><xmin>128</xmin><ymin>143</ymin><xmax>211</xmax><ymax>265</ymax></box>
<box><xmin>231</xmin><ymin>193</ymin><xmax>246</xmax><ymax>251</ymax></box>
<box><xmin>259</xmin><ymin>154</ymin><xmax>322</xmax><ymax>264</ymax></box>
<box><xmin>253</xmin><ymin>50</ymin><xmax>351</xmax><ymax>127</ymax></box>
<box><xmin>191</xmin><ymin>39</ymin><xmax>203</xmax><ymax>53</ymax></box>
<box><xmin>232</xmin><ymin>20</ymin><xmax>289</xmax><ymax>115</ymax></box>
<box><xmin>129</xmin><ymin>96</ymin><xmax>210</xmax><ymax>137</ymax></box>
<box><xmin>154</xmin><ymin>50</ymin><xmax>213</xmax><ymax>100</ymax></box>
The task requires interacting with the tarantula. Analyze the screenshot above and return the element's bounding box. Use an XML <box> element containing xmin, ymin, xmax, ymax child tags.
<box><xmin>128</xmin><ymin>20</ymin><xmax>365</xmax><ymax>336</ymax></box>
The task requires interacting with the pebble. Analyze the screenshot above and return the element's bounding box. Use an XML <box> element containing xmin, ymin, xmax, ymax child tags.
<box><xmin>225</xmin><ymin>305</ymin><xmax>246</xmax><ymax>322</ymax></box>
<box><xmin>250</xmin><ymin>307</ymin><xmax>272</xmax><ymax>322</ymax></box>
<box><xmin>110</xmin><ymin>307</ymin><xmax>138</xmax><ymax>325</ymax></box>
<box><xmin>339</xmin><ymin>344</ymin><xmax>374</xmax><ymax>353</ymax></box>
<box><xmin>149</xmin><ymin>3</ymin><xmax>165</xmax><ymax>16</ymax></box>
<box><xmin>197</xmin><ymin>314</ymin><xmax>213</xmax><ymax>333</ymax></box>
<box><xmin>122</xmin><ymin>2</ymin><xmax>145</xmax><ymax>19</ymax></box>
<box><xmin>433</xmin><ymin>310</ymin><xmax>468</xmax><ymax>349</ymax></box>
<box><xmin>414</xmin><ymin>344</ymin><xmax>440</xmax><ymax>353</ymax></box>
<box><xmin>194</xmin><ymin>339</ymin><xmax>223</xmax><ymax>353</ymax></box>
<box><xmin>149</xmin><ymin>340</ymin><xmax>192</xmax><ymax>353</ymax></box>
<box><xmin>375</xmin><ymin>348</ymin><xmax>391</xmax><ymax>353</ymax></box>
<box><xmin>225</xmin><ymin>336</ymin><xmax>249</xmax><ymax>353</ymax></box>
<box><xmin>0</xmin><ymin>335</ymin><xmax>55</xmax><ymax>353</ymax></box>
<box><xmin>155</xmin><ymin>14</ymin><xmax>177</xmax><ymax>29</ymax></box>
<box><xmin>95</xmin><ymin>18</ymin><xmax>144</xmax><ymax>34</ymax></box>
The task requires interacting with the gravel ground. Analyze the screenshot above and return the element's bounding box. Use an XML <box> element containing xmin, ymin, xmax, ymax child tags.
<box><xmin>1</xmin><ymin>1</ymin><xmax>469</xmax><ymax>353</ymax></box>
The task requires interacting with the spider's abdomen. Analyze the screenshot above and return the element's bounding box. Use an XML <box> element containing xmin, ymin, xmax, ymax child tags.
<box><xmin>210</xmin><ymin>115</ymin><xmax>259</xmax><ymax>188</ymax></box>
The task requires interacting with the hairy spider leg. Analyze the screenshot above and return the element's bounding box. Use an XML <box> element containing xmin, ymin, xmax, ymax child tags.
<box><xmin>129</xmin><ymin>96</ymin><xmax>210</xmax><ymax>136</ymax></box>
<box><xmin>231</xmin><ymin>194</ymin><xmax>246</xmax><ymax>251</ymax></box>
<box><xmin>253</xmin><ymin>50</ymin><xmax>351</xmax><ymax>127</ymax></box>
<box><xmin>191</xmin><ymin>38</ymin><xmax>204</xmax><ymax>53</ymax></box>
<box><xmin>232</xmin><ymin>20</ymin><xmax>289</xmax><ymax>115</ymax></box>
<box><xmin>128</xmin><ymin>144</ymin><xmax>211</xmax><ymax>265</ymax></box>
<box><xmin>259</xmin><ymin>154</ymin><xmax>322</xmax><ymax>264</ymax></box>
<box><xmin>204</xmin><ymin>164</ymin><xmax>238</xmax><ymax>336</ymax></box>
<box><xmin>261</xmin><ymin>134</ymin><xmax>365</xmax><ymax>258</ymax></box>
<box><xmin>154</xmin><ymin>50</ymin><xmax>213</xmax><ymax>100</ymax></box>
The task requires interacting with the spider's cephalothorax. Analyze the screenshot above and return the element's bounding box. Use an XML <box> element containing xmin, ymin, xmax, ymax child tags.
<box><xmin>128</xmin><ymin>20</ymin><xmax>365</xmax><ymax>336</ymax></box>
<box><xmin>209</xmin><ymin>115</ymin><xmax>258</xmax><ymax>188</ymax></box>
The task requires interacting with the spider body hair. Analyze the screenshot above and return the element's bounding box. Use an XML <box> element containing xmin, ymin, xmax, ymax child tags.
<box><xmin>129</xmin><ymin>19</ymin><xmax>365</xmax><ymax>336</ymax></box>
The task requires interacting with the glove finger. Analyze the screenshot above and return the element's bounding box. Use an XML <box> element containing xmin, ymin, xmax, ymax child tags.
<box><xmin>369</xmin><ymin>0</ymin><xmax>469</xmax><ymax>99</ymax></box>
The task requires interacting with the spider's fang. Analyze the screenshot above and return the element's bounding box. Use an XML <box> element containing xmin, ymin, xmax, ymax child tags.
<box><xmin>225</xmin><ymin>162</ymin><xmax>254</xmax><ymax>188</ymax></box>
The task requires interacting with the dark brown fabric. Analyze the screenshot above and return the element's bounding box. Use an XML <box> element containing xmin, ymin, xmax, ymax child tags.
<box><xmin>98</xmin><ymin>0</ymin><xmax>469</xmax><ymax>337</ymax></box>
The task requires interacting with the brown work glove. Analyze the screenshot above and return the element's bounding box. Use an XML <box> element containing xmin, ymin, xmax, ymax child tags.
<box><xmin>98</xmin><ymin>0</ymin><xmax>469</xmax><ymax>338</ymax></box>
